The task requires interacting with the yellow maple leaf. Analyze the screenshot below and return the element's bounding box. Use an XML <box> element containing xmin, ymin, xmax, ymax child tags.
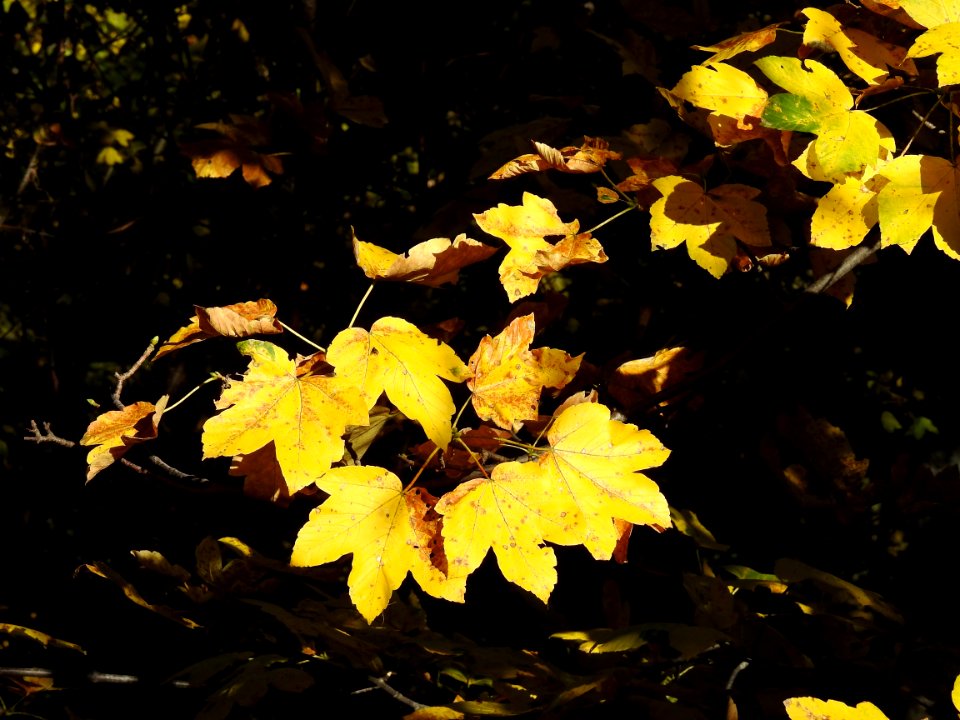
<box><xmin>80</xmin><ymin>396</ymin><xmax>168</xmax><ymax>481</ymax></box>
<box><xmin>326</xmin><ymin>317</ymin><xmax>471</xmax><ymax>450</ymax></box>
<box><xmin>649</xmin><ymin>176</ymin><xmax>771</xmax><ymax>278</ymax></box>
<box><xmin>352</xmin><ymin>231</ymin><xmax>496</xmax><ymax>287</ymax></box>
<box><xmin>875</xmin><ymin>153</ymin><xmax>960</xmax><ymax>258</ymax></box>
<box><xmin>784</xmin><ymin>697</ymin><xmax>889</xmax><ymax>720</ymax></box>
<box><xmin>665</xmin><ymin>62</ymin><xmax>768</xmax><ymax>127</ymax></box>
<box><xmin>903</xmin><ymin>0</ymin><xmax>960</xmax><ymax>88</ymax></box>
<box><xmin>468</xmin><ymin>314</ymin><xmax>582</xmax><ymax>432</ymax></box>
<box><xmin>809</xmin><ymin>173</ymin><xmax>885</xmax><ymax>250</ymax></box>
<box><xmin>435</xmin><ymin>460</ymin><xmax>558</xmax><ymax>602</ymax></box>
<box><xmin>291</xmin><ymin>466</ymin><xmax>464</xmax><ymax>622</ymax></box>
<box><xmin>802</xmin><ymin>7</ymin><xmax>914</xmax><ymax>86</ymax></box>
<box><xmin>534</xmin><ymin>402</ymin><xmax>671</xmax><ymax>560</ymax></box>
<box><xmin>473</xmin><ymin>192</ymin><xmax>607</xmax><ymax>301</ymax></box>
<box><xmin>155</xmin><ymin>298</ymin><xmax>282</xmax><ymax>360</ymax></box>
<box><xmin>756</xmin><ymin>57</ymin><xmax>887</xmax><ymax>181</ymax></box>
<box><xmin>201</xmin><ymin>340</ymin><xmax>368</xmax><ymax>494</ymax></box>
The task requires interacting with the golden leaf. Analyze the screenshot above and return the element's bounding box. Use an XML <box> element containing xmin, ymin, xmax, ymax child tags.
<box><xmin>201</xmin><ymin>340</ymin><xmax>368</xmax><ymax>494</ymax></box>
<box><xmin>473</xmin><ymin>192</ymin><xmax>607</xmax><ymax>300</ymax></box>
<box><xmin>468</xmin><ymin>314</ymin><xmax>581</xmax><ymax>432</ymax></box>
<box><xmin>327</xmin><ymin>317</ymin><xmax>470</xmax><ymax>450</ymax></box>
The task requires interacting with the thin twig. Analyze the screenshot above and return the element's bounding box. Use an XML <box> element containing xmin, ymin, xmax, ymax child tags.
<box><xmin>361</xmin><ymin>674</ymin><xmax>427</xmax><ymax>711</ymax></box>
<box><xmin>112</xmin><ymin>339</ymin><xmax>158</xmax><ymax>409</ymax></box>
<box><xmin>24</xmin><ymin>420</ymin><xmax>76</xmax><ymax>447</ymax></box>
<box><xmin>804</xmin><ymin>238</ymin><xmax>880</xmax><ymax>296</ymax></box>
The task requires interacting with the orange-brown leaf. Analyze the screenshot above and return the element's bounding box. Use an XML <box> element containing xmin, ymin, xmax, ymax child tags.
<box><xmin>490</xmin><ymin>136</ymin><xmax>622</xmax><ymax>179</ymax></box>
<box><xmin>80</xmin><ymin>396</ymin><xmax>168</xmax><ymax>482</ymax></box>
<box><xmin>352</xmin><ymin>231</ymin><xmax>496</xmax><ymax>287</ymax></box>
<box><xmin>473</xmin><ymin>192</ymin><xmax>607</xmax><ymax>300</ymax></box>
<box><xmin>468</xmin><ymin>314</ymin><xmax>581</xmax><ymax>431</ymax></box>
<box><xmin>692</xmin><ymin>22</ymin><xmax>784</xmax><ymax>65</ymax></box>
<box><xmin>155</xmin><ymin>299</ymin><xmax>282</xmax><ymax>359</ymax></box>
<box><xmin>229</xmin><ymin>442</ymin><xmax>291</xmax><ymax>506</ymax></box>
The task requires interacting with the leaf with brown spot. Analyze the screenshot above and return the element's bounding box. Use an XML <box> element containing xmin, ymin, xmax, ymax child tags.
<box><xmin>468</xmin><ymin>314</ymin><xmax>581</xmax><ymax>431</ymax></box>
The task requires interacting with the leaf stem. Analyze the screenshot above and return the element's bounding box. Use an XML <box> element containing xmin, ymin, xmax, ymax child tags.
<box><xmin>278</xmin><ymin>321</ymin><xmax>324</xmax><ymax>352</ymax></box>
<box><xmin>164</xmin><ymin>375</ymin><xmax>221</xmax><ymax>413</ymax></box>
<box><xmin>404</xmin><ymin>444</ymin><xmax>440</xmax><ymax>491</ymax></box>
<box><xmin>900</xmin><ymin>94</ymin><xmax>943</xmax><ymax>157</ymax></box>
<box><xmin>457</xmin><ymin>435</ymin><xmax>490</xmax><ymax>480</ymax></box>
<box><xmin>584</xmin><ymin>203</ymin><xmax>638</xmax><ymax>234</ymax></box>
<box><xmin>348</xmin><ymin>283</ymin><xmax>376</xmax><ymax>329</ymax></box>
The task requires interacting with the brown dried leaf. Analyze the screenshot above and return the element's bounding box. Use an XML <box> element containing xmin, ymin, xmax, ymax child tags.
<box><xmin>80</xmin><ymin>396</ymin><xmax>168</xmax><ymax>481</ymax></box>
<box><xmin>352</xmin><ymin>232</ymin><xmax>496</xmax><ymax>287</ymax></box>
<box><xmin>490</xmin><ymin>137</ymin><xmax>621</xmax><ymax>179</ymax></box>
<box><xmin>155</xmin><ymin>299</ymin><xmax>282</xmax><ymax>359</ymax></box>
<box><xmin>692</xmin><ymin>23</ymin><xmax>784</xmax><ymax>65</ymax></box>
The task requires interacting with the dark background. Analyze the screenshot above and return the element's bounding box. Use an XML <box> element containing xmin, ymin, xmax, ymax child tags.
<box><xmin>3</xmin><ymin>1</ymin><xmax>960</xmax><ymax>717</ymax></box>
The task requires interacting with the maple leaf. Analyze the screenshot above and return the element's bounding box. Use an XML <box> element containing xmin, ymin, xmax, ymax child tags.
<box><xmin>802</xmin><ymin>7</ymin><xmax>913</xmax><ymax>86</ymax></box>
<box><xmin>290</xmin><ymin>466</ymin><xmax>464</xmax><ymax>622</ymax></box>
<box><xmin>352</xmin><ymin>231</ymin><xmax>496</xmax><ymax>287</ymax></box>
<box><xmin>181</xmin><ymin>116</ymin><xmax>282</xmax><ymax>188</ymax></box>
<box><xmin>875</xmin><ymin>154</ymin><xmax>960</xmax><ymax>258</ymax></box>
<box><xmin>531</xmin><ymin>401</ymin><xmax>671</xmax><ymax>560</ymax></box>
<box><xmin>489</xmin><ymin>136</ymin><xmax>622</xmax><ymax>179</ymax></box>
<box><xmin>435</xmin><ymin>460</ymin><xmax>558</xmax><ymax>602</ymax></box>
<box><xmin>155</xmin><ymin>299</ymin><xmax>282</xmax><ymax>360</ymax></box>
<box><xmin>664</xmin><ymin>62</ymin><xmax>768</xmax><ymax>127</ymax></box>
<box><xmin>80</xmin><ymin>396</ymin><xmax>168</xmax><ymax>481</ymax></box>
<box><xmin>326</xmin><ymin>317</ymin><xmax>471</xmax><ymax>450</ymax></box>
<box><xmin>608</xmin><ymin>346</ymin><xmax>702</xmax><ymax>412</ymax></box>
<box><xmin>783</xmin><ymin>697</ymin><xmax>889</xmax><ymax>720</ymax></box>
<box><xmin>473</xmin><ymin>192</ymin><xmax>607</xmax><ymax>300</ymax></box>
<box><xmin>202</xmin><ymin>340</ymin><xmax>368</xmax><ymax>494</ymax></box>
<box><xmin>649</xmin><ymin>176</ymin><xmax>771</xmax><ymax>278</ymax></box>
<box><xmin>468</xmin><ymin>314</ymin><xmax>582</xmax><ymax>432</ymax></box>
<box><xmin>809</xmin><ymin>174</ymin><xmax>885</xmax><ymax>250</ymax></box>
<box><xmin>901</xmin><ymin>0</ymin><xmax>960</xmax><ymax>87</ymax></box>
<box><xmin>692</xmin><ymin>22</ymin><xmax>784</xmax><ymax>66</ymax></box>
<box><xmin>756</xmin><ymin>57</ymin><xmax>886</xmax><ymax>181</ymax></box>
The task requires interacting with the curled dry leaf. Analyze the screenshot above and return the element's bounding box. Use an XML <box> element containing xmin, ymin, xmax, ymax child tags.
<box><xmin>691</xmin><ymin>22</ymin><xmax>784</xmax><ymax>65</ymax></box>
<box><xmin>352</xmin><ymin>231</ymin><xmax>496</xmax><ymax>287</ymax></box>
<box><xmin>80</xmin><ymin>395</ymin><xmax>168</xmax><ymax>481</ymax></box>
<box><xmin>489</xmin><ymin>136</ymin><xmax>621</xmax><ymax>179</ymax></box>
<box><xmin>155</xmin><ymin>299</ymin><xmax>282</xmax><ymax>360</ymax></box>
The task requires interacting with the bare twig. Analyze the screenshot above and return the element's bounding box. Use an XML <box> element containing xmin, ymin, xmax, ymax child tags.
<box><xmin>358</xmin><ymin>673</ymin><xmax>427</xmax><ymax>711</ymax></box>
<box><xmin>112</xmin><ymin>339</ymin><xmax>158</xmax><ymax>409</ymax></box>
<box><xmin>804</xmin><ymin>238</ymin><xmax>880</xmax><ymax>296</ymax></box>
<box><xmin>24</xmin><ymin>420</ymin><xmax>76</xmax><ymax>447</ymax></box>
